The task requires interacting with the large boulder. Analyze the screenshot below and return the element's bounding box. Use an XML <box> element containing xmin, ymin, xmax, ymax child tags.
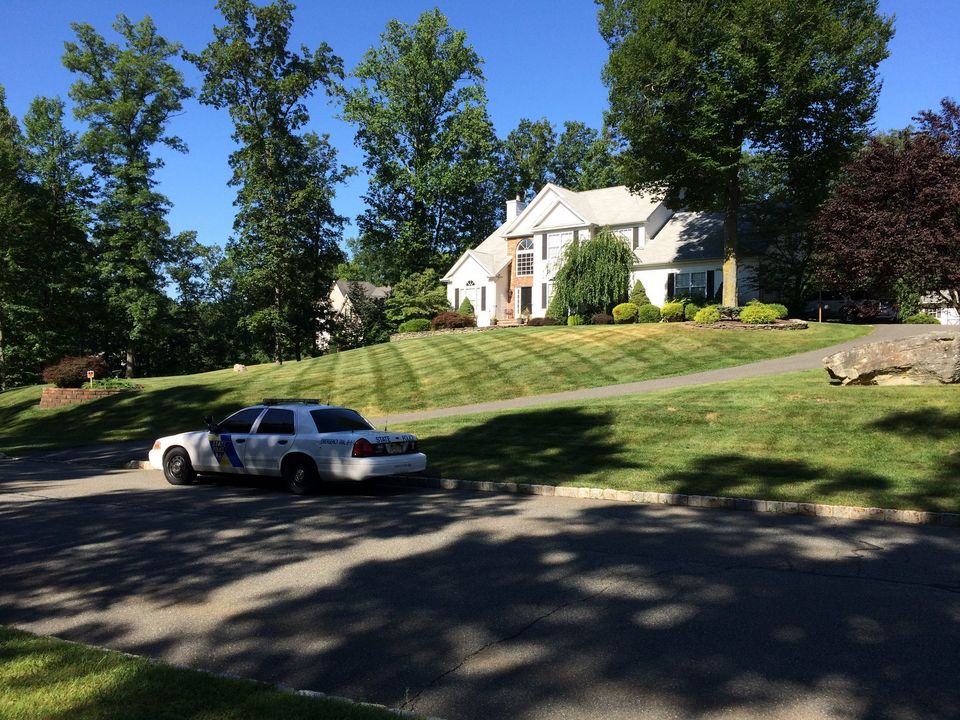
<box><xmin>823</xmin><ymin>331</ymin><xmax>960</xmax><ymax>385</ymax></box>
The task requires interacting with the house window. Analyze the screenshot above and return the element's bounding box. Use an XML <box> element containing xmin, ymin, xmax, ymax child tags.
<box><xmin>675</xmin><ymin>271</ymin><xmax>708</xmax><ymax>299</ymax></box>
<box><xmin>613</xmin><ymin>228</ymin><xmax>632</xmax><ymax>246</ymax></box>
<box><xmin>546</xmin><ymin>231</ymin><xmax>574</xmax><ymax>261</ymax></box>
<box><xmin>516</xmin><ymin>238</ymin><xmax>534</xmax><ymax>276</ymax></box>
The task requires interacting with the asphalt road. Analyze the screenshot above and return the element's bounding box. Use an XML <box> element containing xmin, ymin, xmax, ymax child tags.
<box><xmin>2</xmin><ymin>460</ymin><xmax>959</xmax><ymax>720</ymax></box>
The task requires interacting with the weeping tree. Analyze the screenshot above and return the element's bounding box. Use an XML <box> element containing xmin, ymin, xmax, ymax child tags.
<box><xmin>551</xmin><ymin>228</ymin><xmax>633</xmax><ymax>317</ymax></box>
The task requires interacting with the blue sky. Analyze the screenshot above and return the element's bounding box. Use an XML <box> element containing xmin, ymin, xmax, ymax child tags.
<box><xmin>1</xmin><ymin>0</ymin><xmax>957</xmax><ymax>252</ymax></box>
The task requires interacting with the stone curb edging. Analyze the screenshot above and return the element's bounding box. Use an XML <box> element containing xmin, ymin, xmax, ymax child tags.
<box><xmin>32</xmin><ymin>631</ymin><xmax>443</xmax><ymax>720</ymax></box>
<box><xmin>380</xmin><ymin>475</ymin><xmax>960</xmax><ymax>529</ymax></box>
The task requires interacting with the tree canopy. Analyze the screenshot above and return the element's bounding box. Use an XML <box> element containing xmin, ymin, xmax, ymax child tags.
<box><xmin>598</xmin><ymin>0</ymin><xmax>893</xmax><ymax>306</ymax></box>
<box><xmin>341</xmin><ymin>9</ymin><xmax>500</xmax><ymax>283</ymax></box>
<box><xmin>815</xmin><ymin>99</ymin><xmax>960</xmax><ymax>315</ymax></box>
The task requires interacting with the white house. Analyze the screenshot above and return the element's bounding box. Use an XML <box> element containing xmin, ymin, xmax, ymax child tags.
<box><xmin>441</xmin><ymin>183</ymin><xmax>758</xmax><ymax>325</ymax></box>
<box><xmin>921</xmin><ymin>291</ymin><xmax>960</xmax><ymax>324</ymax></box>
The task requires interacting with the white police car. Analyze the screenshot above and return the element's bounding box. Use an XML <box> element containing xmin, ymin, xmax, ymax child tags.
<box><xmin>148</xmin><ymin>399</ymin><xmax>427</xmax><ymax>494</ymax></box>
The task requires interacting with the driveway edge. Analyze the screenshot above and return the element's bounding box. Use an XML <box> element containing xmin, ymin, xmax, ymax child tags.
<box><xmin>381</xmin><ymin>475</ymin><xmax>960</xmax><ymax>529</ymax></box>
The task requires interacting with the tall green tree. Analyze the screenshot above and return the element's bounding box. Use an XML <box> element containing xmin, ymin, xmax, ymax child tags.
<box><xmin>551</xmin><ymin>121</ymin><xmax>619</xmax><ymax>191</ymax></box>
<box><xmin>499</xmin><ymin>117</ymin><xmax>556</xmax><ymax>202</ymax></box>
<box><xmin>0</xmin><ymin>87</ymin><xmax>40</xmax><ymax>389</ymax></box>
<box><xmin>189</xmin><ymin>0</ymin><xmax>349</xmax><ymax>364</ymax></box>
<box><xmin>22</xmin><ymin>96</ymin><xmax>98</xmax><ymax>361</ymax></box>
<box><xmin>341</xmin><ymin>9</ymin><xmax>500</xmax><ymax>282</ymax></box>
<box><xmin>63</xmin><ymin>15</ymin><xmax>192</xmax><ymax>377</ymax></box>
<box><xmin>598</xmin><ymin>0</ymin><xmax>893</xmax><ymax>306</ymax></box>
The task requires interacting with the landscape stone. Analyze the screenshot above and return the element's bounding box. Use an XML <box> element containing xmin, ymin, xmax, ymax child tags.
<box><xmin>823</xmin><ymin>330</ymin><xmax>960</xmax><ymax>385</ymax></box>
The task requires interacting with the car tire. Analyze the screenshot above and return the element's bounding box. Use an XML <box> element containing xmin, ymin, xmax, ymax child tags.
<box><xmin>163</xmin><ymin>447</ymin><xmax>196</xmax><ymax>486</ymax></box>
<box><xmin>284</xmin><ymin>456</ymin><xmax>318</xmax><ymax>495</ymax></box>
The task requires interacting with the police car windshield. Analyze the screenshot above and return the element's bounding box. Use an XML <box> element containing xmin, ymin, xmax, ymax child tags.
<box><xmin>311</xmin><ymin>408</ymin><xmax>373</xmax><ymax>433</ymax></box>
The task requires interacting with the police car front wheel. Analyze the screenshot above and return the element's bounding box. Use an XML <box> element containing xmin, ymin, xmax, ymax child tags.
<box><xmin>163</xmin><ymin>447</ymin><xmax>196</xmax><ymax>486</ymax></box>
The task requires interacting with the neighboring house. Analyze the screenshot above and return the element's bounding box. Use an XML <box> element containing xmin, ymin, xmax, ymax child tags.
<box><xmin>441</xmin><ymin>183</ymin><xmax>759</xmax><ymax>326</ymax></box>
<box><xmin>318</xmin><ymin>279</ymin><xmax>391</xmax><ymax>349</ymax></box>
<box><xmin>921</xmin><ymin>292</ymin><xmax>960</xmax><ymax>325</ymax></box>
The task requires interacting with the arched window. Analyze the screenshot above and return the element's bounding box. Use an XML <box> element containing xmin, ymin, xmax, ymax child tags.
<box><xmin>516</xmin><ymin>238</ymin><xmax>534</xmax><ymax>276</ymax></box>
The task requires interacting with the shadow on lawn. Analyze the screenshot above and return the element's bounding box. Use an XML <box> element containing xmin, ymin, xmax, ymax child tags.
<box><xmin>2</xmin><ymin>458</ymin><xmax>959</xmax><ymax>720</ymax></box>
<box><xmin>419</xmin><ymin>406</ymin><xmax>645</xmax><ymax>483</ymax></box>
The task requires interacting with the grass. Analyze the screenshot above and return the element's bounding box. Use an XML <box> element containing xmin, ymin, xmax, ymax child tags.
<box><xmin>0</xmin><ymin>323</ymin><xmax>867</xmax><ymax>455</ymax></box>
<box><xmin>0</xmin><ymin>626</ymin><xmax>409</xmax><ymax>720</ymax></box>
<box><xmin>407</xmin><ymin>370</ymin><xmax>960</xmax><ymax>512</ymax></box>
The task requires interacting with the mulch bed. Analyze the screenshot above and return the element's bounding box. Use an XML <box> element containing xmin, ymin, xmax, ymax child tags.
<box><xmin>686</xmin><ymin>319</ymin><xmax>809</xmax><ymax>330</ymax></box>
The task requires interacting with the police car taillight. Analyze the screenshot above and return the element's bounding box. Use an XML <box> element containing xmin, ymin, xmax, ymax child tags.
<box><xmin>352</xmin><ymin>438</ymin><xmax>387</xmax><ymax>457</ymax></box>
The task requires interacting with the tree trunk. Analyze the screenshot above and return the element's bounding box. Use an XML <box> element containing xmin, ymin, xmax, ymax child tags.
<box><xmin>721</xmin><ymin>169</ymin><xmax>740</xmax><ymax>307</ymax></box>
<box><xmin>0</xmin><ymin>308</ymin><xmax>6</xmax><ymax>391</ymax></box>
<box><xmin>125</xmin><ymin>346</ymin><xmax>135</xmax><ymax>379</ymax></box>
<box><xmin>274</xmin><ymin>285</ymin><xmax>283</xmax><ymax>365</ymax></box>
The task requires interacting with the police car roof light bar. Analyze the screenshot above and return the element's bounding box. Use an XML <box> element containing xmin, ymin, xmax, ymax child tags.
<box><xmin>262</xmin><ymin>398</ymin><xmax>321</xmax><ymax>406</ymax></box>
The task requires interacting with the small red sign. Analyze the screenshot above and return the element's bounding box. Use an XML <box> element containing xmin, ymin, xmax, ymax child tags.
<box><xmin>86</xmin><ymin>370</ymin><xmax>95</xmax><ymax>379</ymax></box>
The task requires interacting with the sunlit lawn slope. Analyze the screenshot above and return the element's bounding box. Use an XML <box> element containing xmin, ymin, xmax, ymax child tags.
<box><xmin>0</xmin><ymin>323</ymin><xmax>867</xmax><ymax>454</ymax></box>
<box><xmin>409</xmin><ymin>370</ymin><xmax>960</xmax><ymax>512</ymax></box>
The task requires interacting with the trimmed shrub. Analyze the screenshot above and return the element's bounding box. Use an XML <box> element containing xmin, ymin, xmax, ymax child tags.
<box><xmin>683</xmin><ymin>302</ymin><xmax>701</xmax><ymax>321</ymax></box>
<box><xmin>660</xmin><ymin>302</ymin><xmax>685</xmax><ymax>322</ymax></box>
<box><xmin>545</xmin><ymin>293</ymin><xmax>567</xmax><ymax>322</ymax></box>
<box><xmin>528</xmin><ymin>317</ymin><xmax>560</xmax><ymax>326</ymax></box>
<box><xmin>431</xmin><ymin>312</ymin><xmax>476</xmax><ymax>330</ymax></box>
<box><xmin>717</xmin><ymin>305</ymin><xmax>741</xmax><ymax>320</ymax></box>
<box><xmin>42</xmin><ymin>355</ymin><xmax>110</xmax><ymax>388</ymax></box>
<box><xmin>591</xmin><ymin>313</ymin><xmax>614</xmax><ymax>325</ymax></box>
<box><xmin>629</xmin><ymin>281</ymin><xmax>651</xmax><ymax>306</ymax></box>
<box><xmin>766</xmin><ymin>303</ymin><xmax>789</xmax><ymax>319</ymax></box>
<box><xmin>567</xmin><ymin>314</ymin><xmax>585</xmax><ymax>326</ymax></box>
<box><xmin>397</xmin><ymin>318</ymin><xmax>432</xmax><ymax>333</ymax></box>
<box><xmin>694</xmin><ymin>306</ymin><xmax>721</xmax><ymax>324</ymax></box>
<box><xmin>904</xmin><ymin>312</ymin><xmax>940</xmax><ymax>324</ymax></box>
<box><xmin>637</xmin><ymin>303</ymin><xmax>661</xmax><ymax>323</ymax></box>
<box><xmin>457</xmin><ymin>297</ymin><xmax>475</xmax><ymax>316</ymax></box>
<box><xmin>612</xmin><ymin>302</ymin><xmax>639</xmax><ymax>324</ymax></box>
<box><xmin>740</xmin><ymin>303</ymin><xmax>780</xmax><ymax>324</ymax></box>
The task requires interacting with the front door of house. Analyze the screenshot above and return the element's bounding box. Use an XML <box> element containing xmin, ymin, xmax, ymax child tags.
<box><xmin>517</xmin><ymin>286</ymin><xmax>532</xmax><ymax>318</ymax></box>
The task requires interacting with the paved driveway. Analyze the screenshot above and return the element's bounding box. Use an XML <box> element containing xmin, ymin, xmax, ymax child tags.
<box><xmin>2</xmin><ymin>459</ymin><xmax>958</xmax><ymax>719</ymax></box>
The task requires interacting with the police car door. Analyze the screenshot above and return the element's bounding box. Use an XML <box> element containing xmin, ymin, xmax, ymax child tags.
<box><xmin>207</xmin><ymin>407</ymin><xmax>263</xmax><ymax>473</ymax></box>
<box><xmin>244</xmin><ymin>407</ymin><xmax>296</xmax><ymax>475</ymax></box>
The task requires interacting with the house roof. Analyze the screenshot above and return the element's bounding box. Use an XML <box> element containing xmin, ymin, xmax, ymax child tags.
<box><xmin>333</xmin><ymin>279</ymin><xmax>391</xmax><ymax>299</ymax></box>
<box><xmin>637</xmin><ymin>211</ymin><xmax>762</xmax><ymax>265</ymax></box>
<box><xmin>503</xmin><ymin>183</ymin><xmax>663</xmax><ymax>237</ymax></box>
<box><xmin>441</xmin><ymin>219</ymin><xmax>512</xmax><ymax>282</ymax></box>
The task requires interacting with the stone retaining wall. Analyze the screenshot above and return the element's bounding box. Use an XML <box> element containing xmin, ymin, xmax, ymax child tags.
<box><xmin>39</xmin><ymin>387</ymin><xmax>130</xmax><ymax>409</ymax></box>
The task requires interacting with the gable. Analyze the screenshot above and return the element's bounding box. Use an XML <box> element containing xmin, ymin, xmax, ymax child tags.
<box><xmin>532</xmin><ymin>200</ymin><xmax>587</xmax><ymax>231</ymax></box>
<box><xmin>504</xmin><ymin>185</ymin><xmax>583</xmax><ymax>237</ymax></box>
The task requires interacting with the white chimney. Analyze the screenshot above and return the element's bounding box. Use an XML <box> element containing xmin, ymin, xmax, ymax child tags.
<box><xmin>505</xmin><ymin>196</ymin><xmax>527</xmax><ymax>221</ymax></box>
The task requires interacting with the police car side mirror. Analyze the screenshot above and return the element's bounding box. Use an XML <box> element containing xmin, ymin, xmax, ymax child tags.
<box><xmin>203</xmin><ymin>415</ymin><xmax>217</xmax><ymax>433</ymax></box>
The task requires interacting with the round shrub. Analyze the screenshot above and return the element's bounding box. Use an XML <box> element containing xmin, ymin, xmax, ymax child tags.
<box><xmin>739</xmin><ymin>303</ymin><xmax>780</xmax><ymax>324</ymax></box>
<box><xmin>591</xmin><ymin>313</ymin><xmax>614</xmax><ymax>325</ymax></box>
<box><xmin>766</xmin><ymin>303</ymin><xmax>789</xmax><ymax>319</ymax></box>
<box><xmin>612</xmin><ymin>302</ymin><xmax>639</xmax><ymax>324</ymax></box>
<box><xmin>904</xmin><ymin>312</ymin><xmax>940</xmax><ymax>324</ymax></box>
<box><xmin>683</xmin><ymin>302</ymin><xmax>702</xmax><ymax>321</ymax></box>
<box><xmin>660</xmin><ymin>302</ymin><xmax>685</xmax><ymax>322</ymax></box>
<box><xmin>42</xmin><ymin>355</ymin><xmax>111</xmax><ymax>388</ymax></box>
<box><xmin>458</xmin><ymin>297</ymin><xmax>475</xmax><ymax>316</ymax></box>
<box><xmin>638</xmin><ymin>304</ymin><xmax>661</xmax><ymax>323</ymax></box>
<box><xmin>528</xmin><ymin>317</ymin><xmax>560</xmax><ymax>326</ymax></box>
<box><xmin>431</xmin><ymin>312</ymin><xmax>476</xmax><ymax>330</ymax></box>
<box><xmin>397</xmin><ymin>318</ymin><xmax>432</xmax><ymax>333</ymax></box>
<box><xmin>567</xmin><ymin>314</ymin><xmax>585</xmax><ymax>326</ymax></box>
<box><xmin>694</xmin><ymin>306</ymin><xmax>721</xmax><ymax>324</ymax></box>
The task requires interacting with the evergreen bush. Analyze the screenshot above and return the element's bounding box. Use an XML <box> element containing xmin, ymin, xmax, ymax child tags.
<box><xmin>458</xmin><ymin>296</ymin><xmax>475</xmax><ymax>316</ymax></box>
<box><xmin>766</xmin><ymin>303</ymin><xmax>789</xmax><ymax>319</ymax></box>
<box><xmin>612</xmin><ymin>302</ymin><xmax>639</xmax><ymax>324</ymax></box>
<box><xmin>660</xmin><ymin>302</ymin><xmax>685</xmax><ymax>322</ymax></box>
<box><xmin>567</xmin><ymin>314</ymin><xmax>585</xmax><ymax>326</ymax></box>
<box><xmin>637</xmin><ymin>304</ymin><xmax>661</xmax><ymax>323</ymax></box>
<box><xmin>740</xmin><ymin>303</ymin><xmax>780</xmax><ymax>324</ymax></box>
<box><xmin>694</xmin><ymin>306</ymin><xmax>721</xmax><ymax>324</ymax></box>
<box><xmin>629</xmin><ymin>281</ymin><xmax>651</xmax><ymax>306</ymax></box>
<box><xmin>904</xmin><ymin>312</ymin><xmax>940</xmax><ymax>324</ymax></box>
<box><xmin>397</xmin><ymin>318</ymin><xmax>432</xmax><ymax>333</ymax></box>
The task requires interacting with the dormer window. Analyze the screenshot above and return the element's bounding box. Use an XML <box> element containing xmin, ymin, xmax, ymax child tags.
<box><xmin>516</xmin><ymin>238</ymin><xmax>534</xmax><ymax>276</ymax></box>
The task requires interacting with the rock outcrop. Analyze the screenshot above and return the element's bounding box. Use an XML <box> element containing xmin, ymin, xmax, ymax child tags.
<box><xmin>823</xmin><ymin>331</ymin><xmax>960</xmax><ymax>385</ymax></box>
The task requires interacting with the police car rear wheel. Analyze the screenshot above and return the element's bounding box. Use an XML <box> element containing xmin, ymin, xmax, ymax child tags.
<box><xmin>284</xmin><ymin>457</ymin><xmax>317</xmax><ymax>495</ymax></box>
<box><xmin>163</xmin><ymin>448</ymin><xmax>196</xmax><ymax>486</ymax></box>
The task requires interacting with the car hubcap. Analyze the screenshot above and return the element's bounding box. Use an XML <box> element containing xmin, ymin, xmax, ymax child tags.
<box><xmin>170</xmin><ymin>457</ymin><xmax>183</xmax><ymax>477</ymax></box>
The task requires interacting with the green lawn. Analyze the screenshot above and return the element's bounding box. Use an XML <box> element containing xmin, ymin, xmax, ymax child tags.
<box><xmin>408</xmin><ymin>370</ymin><xmax>960</xmax><ymax>512</ymax></box>
<box><xmin>0</xmin><ymin>323</ymin><xmax>866</xmax><ymax>455</ymax></box>
<box><xmin>0</xmin><ymin>627</ymin><xmax>409</xmax><ymax>720</ymax></box>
